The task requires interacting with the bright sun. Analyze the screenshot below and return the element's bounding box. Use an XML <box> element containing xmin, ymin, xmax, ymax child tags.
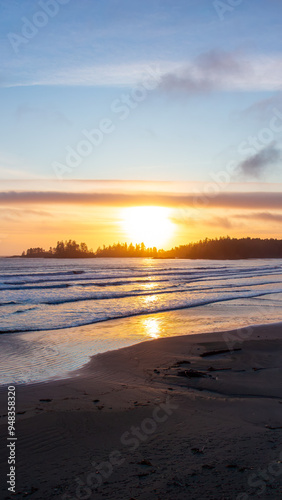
<box><xmin>121</xmin><ymin>206</ymin><xmax>174</xmax><ymax>248</ymax></box>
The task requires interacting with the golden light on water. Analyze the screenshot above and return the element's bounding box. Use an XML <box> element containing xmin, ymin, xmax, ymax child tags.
<box><xmin>143</xmin><ymin>282</ymin><xmax>155</xmax><ymax>290</ymax></box>
<box><xmin>121</xmin><ymin>206</ymin><xmax>174</xmax><ymax>247</ymax></box>
<box><xmin>143</xmin><ymin>317</ymin><xmax>160</xmax><ymax>338</ymax></box>
<box><xmin>144</xmin><ymin>295</ymin><xmax>157</xmax><ymax>304</ymax></box>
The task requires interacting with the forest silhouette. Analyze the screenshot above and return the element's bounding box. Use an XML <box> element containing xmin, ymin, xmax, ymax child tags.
<box><xmin>19</xmin><ymin>237</ymin><xmax>282</xmax><ymax>259</ymax></box>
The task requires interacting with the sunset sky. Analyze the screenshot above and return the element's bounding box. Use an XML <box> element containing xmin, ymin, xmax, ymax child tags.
<box><xmin>1</xmin><ymin>0</ymin><xmax>282</xmax><ymax>255</ymax></box>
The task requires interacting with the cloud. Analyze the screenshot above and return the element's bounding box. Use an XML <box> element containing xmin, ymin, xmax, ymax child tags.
<box><xmin>173</xmin><ymin>213</ymin><xmax>234</xmax><ymax>229</ymax></box>
<box><xmin>237</xmin><ymin>142</ymin><xmax>282</xmax><ymax>178</ymax></box>
<box><xmin>0</xmin><ymin>208</ymin><xmax>53</xmax><ymax>221</ymax></box>
<box><xmin>1</xmin><ymin>190</ymin><xmax>282</xmax><ymax>210</ymax></box>
<box><xmin>159</xmin><ymin>51</ymin><xmax>282</xmax><ymax>94</ymax></box>
<box><xmin>160</xmin><ymin>49</ymin><xmax>246</xmax><ymax>93</ymax></box>
<box><xmin>235</xmin><ymin>211</ymin><xmax>282</xmax><ymax>223</ymax></box>
<box><xmin>1</xmin><ymin>61</ymin><xmax>177</xmax><ymax>88</ymax></box>
<box><xmin>3</xmin><ymin>51</ymin><xmax>282</xmax><ymax>91</ymax></box>
<box><xmin>243</xmin><ymin>93</ymin><xmax>282</xmax><ymax>120</ymax></box>
<box><xmin>205</xmin><ymin>216</ymin><xmax>234</xmax><ymax>229</ymax></box>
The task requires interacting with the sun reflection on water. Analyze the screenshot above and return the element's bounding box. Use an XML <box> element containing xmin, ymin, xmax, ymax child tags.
<box><xmin>142</xmin><ymin>317</ymin><xmax>161</xmax><ymax>338</ymax></box>
<box><xmin>143</xmin><ymin>282</ymin><xmax>155</xmax><ymax>289</ymax></box>
<box><xmin>144</xmin><ymin>294</ymin><xmax>157</xmax><ymax>304</ymax></box>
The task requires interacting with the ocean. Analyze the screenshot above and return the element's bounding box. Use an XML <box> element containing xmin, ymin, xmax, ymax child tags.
<box><xmin>1</xmin><ymin>257</ymin><xmax>282</xmax><ymax>384</ymax></box>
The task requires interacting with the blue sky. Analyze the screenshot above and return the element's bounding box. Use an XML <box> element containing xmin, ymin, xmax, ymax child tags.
<box><xmin>1</xmin><ymin>0</ymin><xmax>282</xmax><ymax>182</ymax></box>
<box><xmin>1</xmin><ymin>0</ymin><xmax>282</xmax><ymax>254</ymax></box>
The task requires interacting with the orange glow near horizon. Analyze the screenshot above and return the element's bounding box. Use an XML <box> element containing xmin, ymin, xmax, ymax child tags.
<box><xmin>3</xmin><ymin>197</ymin><xmax>282</xmax><ymax>256</ymax></box>
<box><xmin>121</xmin><ymin>206</ymin><xmax>175</xmax><ymax>248</ymax></box>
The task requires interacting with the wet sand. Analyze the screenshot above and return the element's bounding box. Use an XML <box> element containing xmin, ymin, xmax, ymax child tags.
<box><xmin>1</xmin><ymin>323</ymin><xmax>282</xmax><ymax>499</ymax></box>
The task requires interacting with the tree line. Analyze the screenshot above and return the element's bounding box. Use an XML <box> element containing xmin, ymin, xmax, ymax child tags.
<box><xmin>22</xmin><ymin>240</ymin><xmax>95</xmax><ymax>258</ymax></box>
<box><xmin>163</xmin><ymin>236</ymin><xmax>282</xmax><ymax>259</ymax></box>
<box><xmin>20</xmin><ymin>237</ymin><xmax>282</xmax><ymax>259</ymax></box>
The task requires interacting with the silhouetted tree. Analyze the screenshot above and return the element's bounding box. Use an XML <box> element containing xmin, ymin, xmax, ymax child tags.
<box><xmin>20</xmin><ymin>237</ymin><xmax>282</xmax><ymax>259</ymax></box>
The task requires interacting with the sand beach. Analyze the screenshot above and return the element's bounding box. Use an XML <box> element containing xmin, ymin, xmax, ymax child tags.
<box><xmin>1</xmin><ymin>322</ymin><xmax>282</xmax><ymax>499</ymax></box>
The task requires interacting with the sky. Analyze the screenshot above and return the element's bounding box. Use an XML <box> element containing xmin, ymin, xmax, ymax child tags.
<box><xmin>1</xmin><ymin>0</ymin><xmax>282</xmax><ymax>254</ymax></box>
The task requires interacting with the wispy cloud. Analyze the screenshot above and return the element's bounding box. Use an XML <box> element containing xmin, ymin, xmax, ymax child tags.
<box><xmin>0</xmin><ymin>207</ymin><xmax>53</xmax><ymax>222</ymax></box>
<box><xmin>160</xmin><ymin>50</ymin><xmax>245</xmax><ymax>93</ymax></box>
<box><xmin>237</xmin><ymin>142</ymin><xmax>282</xmax><ymax>178</ymax></box>
<box><xmin>3</xmin><ymin>51</ymin><xmax>282</xmax><ymax>90</ymax></box>
<box><xmin>172</xmin><ymin>213</ymin><xmax>235</xmax><ymax>229</ymax></box>
<box><xmin>0</xmin><ymin>166</ymin><xmax>40</xmax><ymax>180</ymax></box>
<box><xmin>1</xmin><ymin>190</ymin><xmax>282</xmax><ymax>209</ymax></box>
<box><xmin>243</xmin><ymin>93</ymin><xmax>282</xmax><ymax>119</ymax></box>
<box><xmin>235</xmin><ymin>211</ymin><xmax>282</xmax><ymax>223</ymax></box>
<box><xmin>0</xmin><ymin>61</ymin><xmax>177</xmax><ymax>88</ymax></box>
<box><xmin>159</xmin><ymin>51</ymin><xmax>282</xmax><ymax>93</ymax></box>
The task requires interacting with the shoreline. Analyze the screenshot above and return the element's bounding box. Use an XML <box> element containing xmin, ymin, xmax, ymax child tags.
<box><xmin>1</xmin><ymin>296</ymin><xmax>282</xmax><ymax>385</ymax></box>
<box><xmin>6</xmin><ymin>319</ymin><xmax>282</xmax><ymax>387</ymax></box>
<box><xmin>1</xmin><ymin>322</ymin><xmax>282</xmax><ymax>499</ymax></box>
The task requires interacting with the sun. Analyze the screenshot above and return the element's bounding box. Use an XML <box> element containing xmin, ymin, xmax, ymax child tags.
<box><xmin>121</xmin><ymin>206</ymin><xmax>174</xmax><ymax>248</ymax></box>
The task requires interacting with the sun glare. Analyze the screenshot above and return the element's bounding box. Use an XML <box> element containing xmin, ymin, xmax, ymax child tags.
<box><xmin>121</xmin><ymin>206</ymin><xmax>174</xmax><ymax>248</ymax></box>
<box><xmin>143</xmin><ymin>318</ymin><xmax>160</xmax><ymax>338</ymax></box>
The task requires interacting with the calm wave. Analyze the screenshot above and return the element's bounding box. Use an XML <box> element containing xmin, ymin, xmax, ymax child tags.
<box><xmin>1</xmin><ymin>257</ymin><xmax>282</xmax><ymax>334</ymax></box>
